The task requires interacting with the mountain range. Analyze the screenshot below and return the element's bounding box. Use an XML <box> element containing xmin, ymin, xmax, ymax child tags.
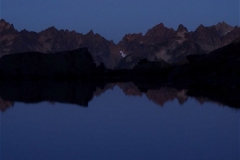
<box><xmin>1</xmin><ymin>19</ymin><xmax>240</xmax><ymax>69</ymax></box>
<box><xmin>0</xmin><ymin>37</ymin><xmax>239</xmax><ymax>109</ymax></box>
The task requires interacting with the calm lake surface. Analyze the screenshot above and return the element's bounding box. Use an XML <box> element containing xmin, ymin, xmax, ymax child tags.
<box><xmin>0</xmin><ymin>85</ymin><xmax>240</xmax><ymax>160</ymax></box>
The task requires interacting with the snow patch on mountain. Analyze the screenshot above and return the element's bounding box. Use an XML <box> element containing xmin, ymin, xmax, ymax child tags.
<box><xmin>120</xmin><ymin>51</ymin><xmax>126</xmax><ymax>58</ymax></box>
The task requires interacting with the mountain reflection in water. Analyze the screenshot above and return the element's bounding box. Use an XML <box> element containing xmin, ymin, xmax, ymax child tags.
<box><xmin>0</xmin><ymin>79</ymin><xmax>236</xmax><ymax>111</ymax></box>
<box><xmin>0</xmin><ymin>83</ymin><xmax>240</xmax><ymax>160</ymax></box>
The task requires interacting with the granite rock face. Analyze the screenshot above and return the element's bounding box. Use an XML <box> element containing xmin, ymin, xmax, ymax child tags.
<box><xmin>0</xmin><ymin>19</ymin><xmax>239</xmax><ymax>69</ymax></box>
<box><xmin>0</xmin><ymin>48</ymin><xmax>96</xmax><ymax>77</ymax></box>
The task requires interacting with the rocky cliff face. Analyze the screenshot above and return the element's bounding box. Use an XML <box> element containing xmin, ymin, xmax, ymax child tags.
<box><xmin>0</xmin><ymin>19</ymin><xmax>18</xmax><ymax>55</ymax></box>
<box><xmin>0</xmin><ymin>19</ymin><xmax>239</xmax><ymax>69</ymax></box>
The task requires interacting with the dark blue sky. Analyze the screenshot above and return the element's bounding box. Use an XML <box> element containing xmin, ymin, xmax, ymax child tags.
<box><xmin>1</xmin><ymin>0</ymin><xmax>239</xmax><ymax>42</ymax></box>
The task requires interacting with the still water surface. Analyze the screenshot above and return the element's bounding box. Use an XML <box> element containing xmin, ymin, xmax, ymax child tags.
<box><xmin>0</xmin><ymin>86</ymin><xmax>240</xmax><ymax>160</ymax></box>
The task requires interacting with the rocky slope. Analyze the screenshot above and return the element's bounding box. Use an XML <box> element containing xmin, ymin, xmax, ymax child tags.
<box><xmin>0</xmin><ymin>19</ymin><xmax>239</xmax><ymax>69</ymax></box>
<box><xmin>117</xmin><ymin>22</ymin><xmax>238</xmax><ymax>69</ymax></box>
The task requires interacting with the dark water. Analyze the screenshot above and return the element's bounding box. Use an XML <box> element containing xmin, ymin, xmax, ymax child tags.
<box><xmin>0</xmin><ymin>86</ymin><xmax>240</xmax><ymax>160</ymax></box>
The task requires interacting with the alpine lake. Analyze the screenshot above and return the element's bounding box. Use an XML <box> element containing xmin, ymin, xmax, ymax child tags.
<box><xmin>0</xmin><ymin>81</ymin><xmax>239</xmax><ymax>160</ymax></box>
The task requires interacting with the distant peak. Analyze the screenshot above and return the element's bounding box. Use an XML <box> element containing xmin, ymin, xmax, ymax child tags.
<box><xmin>43</xmin><ymin>26</ymin><xmax>58</xmax><ymax>33</ymax></box>
<box><xmin>145</xmin><ymin>22</ymin><xmax>167</xmax><ymax>34</ymax></box>
<box><xmin>159</xmin><ymin>22</ymin><xmax>165</xmax><ymax>26</ymax></box>
<box><xmin>49</xmin><ymin>26</ymin><xmax>57</xmax><ymax>30</ymax></box>
<box><xmin>221</xmin><ymin>21</ymin><xmax>227</xmax><ymax>25</ymax></box>
<box><xmin>155</xmin><ymin>23</ymin><xmax>165</xmax><ymax>28</ymax></box>
<box><xmin>0</xmin><ymin>19</ymin><xmax>16</xmax><ymax>32</ymax></box>
<box><xmin>20</xmin><ymin>29</ymin><xmax>29</xmax><ymax>33</ymax></box>
<box><xmin>0</xmin><ymin>19</ymin><xmax>6</xmax><ymax>23</ymax></box>
<box><xmin>0</xmin><ymin>19</ymin><xmax>10</xmax><ymax>26</ymax></box>
<box><xmin>216</xmin><ymin>21</ymin><xmax>233</xmax><ymax>28</ymax></box>
<box><xmin>86</xmin><ymin>30</ymin><xmax>94</xmax><ymax>35</ymax></box>
<box><xmin>196</xmin><ymin>24</ymin><xmax>205</xmax><ymax>31</ymax></box>
<box><xmin>122</xmin><ymin>33</ymin><xmax>144</xmax><ymax>42</ymax></box>
<box><xmin>214</xmin><ymin>21</ymin><xmax>234</xmax><ymax>36</ymax></box>
<box><xmin>177</xmin><ymin>24</ymin><xmax>188</xmax><ymax>32</ymax></box>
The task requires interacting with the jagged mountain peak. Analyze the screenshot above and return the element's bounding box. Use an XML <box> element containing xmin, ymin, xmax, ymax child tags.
<box><xmin>214</xmin><ymin>21</ymin><xmax>234</xmax><ymax>36</ymax></box>
<box><xmin>46</xmin><ymin>26</ymin><xmax>58</xmax><ymax>31</ymax></box>
<box><xmin>0</xmin><ymin>19</ymin><xmax>7</xmax><ymax>24</ymax></box>
<box><xmin>86</xmin><ymin>30</ymin><xmax>95</xmax><ymax>36</ymax></box>
<box><xmin>195</xmin><ymin>24</ymin><xmax>205</xmax><ymax>31</ymax></box>
<box><xmin>0</xmin><ymin>19</ymin><xmax>10</xmax><ymax>26</ymax></box>
<box><xmin>155</xmin><ymin>22</ymin><xmax>165</xmax><ymax>28</ymax></box>
<box><xmin>39</xmin><ymin>26</ymin><xmax>58</xmax><ymax>33</ymax></box>
<box><xmin>38</xmin><ymin>26</ymin><xmax>63</xmax><ymax>39</ymax></box>
<box><xmin>1</xmin><ymin>19</ymin><xmax>240</xmax><ymax>69</ymax></box>
<box><xmin>144</xmin><ymin>22</ymin><xmax>175</xmax><ymax>44</ymax></box>
<box><xmin>177</xmin><ymin>24</ymin><xmax>188</xmax><ymax>32</ymax></box>
<box><xmin>0</xmin><ymin>19</ymin><xmax>16</xmax><ymax>32</ymax></box>
<box><xmin>121</xmin><ymin>33</ymin><xmax>144</xmax><ymax>42</ymax></box>
<box><xmin>215</xmin><ymin>21</ymin><xmax>233</xmax><ymax>29</ymax></box>
<box><xmin>216</xmin><ymin>21</ymin><xmax>229</xmax><ymax>26</ymax></box>
<box><xmin>84</xmin><ymin>30</ymin><xmax>108</xmax><ymax>41</ymax></box>
<box><xmin>145</xmin><ymin>22</ymin><xmax>167</xmax><ymax>34</ymax></box>
<box><xmin>20</xmin><ymin>29</ymin><xmax>29</xmax><ymax>33</ymax></box>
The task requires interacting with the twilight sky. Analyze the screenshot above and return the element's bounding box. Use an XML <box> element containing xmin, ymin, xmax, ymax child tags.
<box><xmin>1</xmin><ymin>0</ymin><xmax>239</xmax><ymax>42</ymax></box>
